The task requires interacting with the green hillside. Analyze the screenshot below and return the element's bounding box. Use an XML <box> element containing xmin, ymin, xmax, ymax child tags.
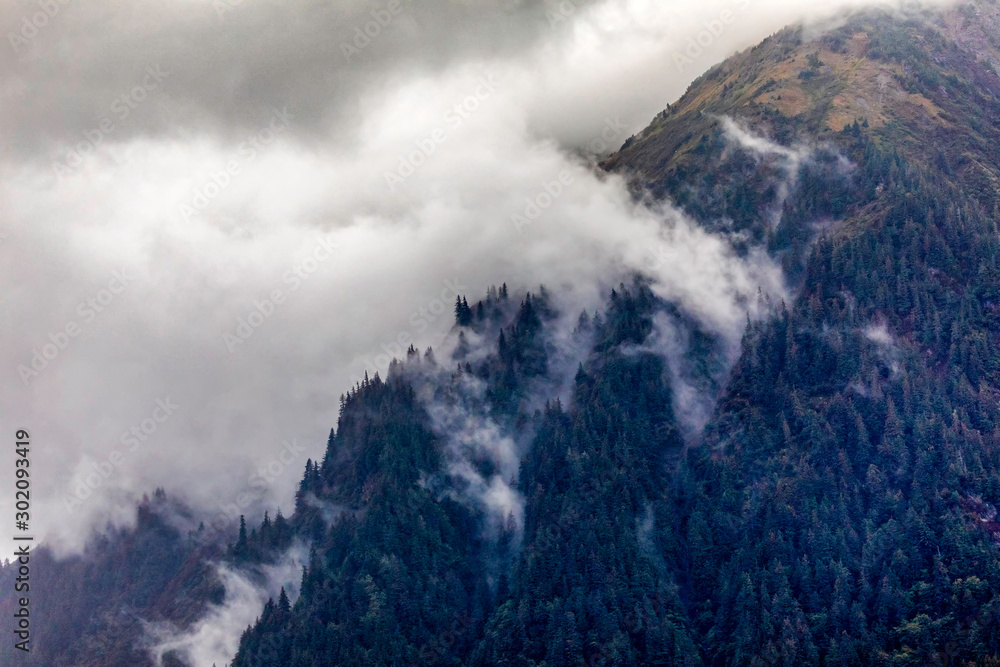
<box><xmin>4</xmin><ymin>1</ymin><xmax>1000</xmax><ymax>665</ymax></box>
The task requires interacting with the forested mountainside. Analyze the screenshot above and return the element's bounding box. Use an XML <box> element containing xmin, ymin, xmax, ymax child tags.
<box><xmin>5</xmin><ymin>1</ymin><xmax>1000</xmax><ymax>665</ymax></box>
<box><xmin>231</xmin><ymin>4</ymin><xmax>1000</xmax><ymax>664</ymax></box>
<box><xmin>0</xmin><ymin>491</ymin><xmax>226</xmax><ymax>666</ymax></box>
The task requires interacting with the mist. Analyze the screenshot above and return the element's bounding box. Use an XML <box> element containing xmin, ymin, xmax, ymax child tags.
<box><xmin>145</xmin><ymin>544</ymin><xmax>306</xmax><ymax>666</ymax></box>
<box><xmin>0</xmin><ymin>0</ymin><xmax>959</xmax><ymax>555</ymax></box>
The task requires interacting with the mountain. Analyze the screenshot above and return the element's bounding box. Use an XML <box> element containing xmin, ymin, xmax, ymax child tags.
<box><xmin>5</xmin><ymin>1</ymin><xmax>1000</xmax><ymax>665</ymax></box>
<box><xmin>0</xmin><ymin>491</ymin><xmax>226</xmax><ymax>666</ymax></box>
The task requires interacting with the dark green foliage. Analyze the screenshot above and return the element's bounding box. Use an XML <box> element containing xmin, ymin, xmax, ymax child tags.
<box><xmin>455</xmin><ymin>296</ymin><xmax>474</xmax><ymax>327</ymax></box>
<box><xmin>472</xmin><ymin>286</ymin><xmax>700</xmax><ymax>666</ymax></box>
<box><xmin>232</xmin><ymin>372</ymin><xmax>490</xmax><ymax>666</ymax></box>
<box><xmin>657</xmin><ymin>124</ymin><xmax>1000</xmax><ymax>664</ymax></box>
<box><xmin>231</xmin><ymin>13</ymin><xmax>1000</xmax><ymax>655</ymax></box>
<box><xmin>0</xmin><ymin>492</ymin><xmax>225</xmax><ymax>667</ymax></box>
<box><xmin>8</xmin><ymin>5</ymin><xmax>1000</xmax><ymax>666</ymax></box>
<box><xmin>228</xmin><ymin>13</ymin><xmax>1000</xmax><ymax>658</ymax></box>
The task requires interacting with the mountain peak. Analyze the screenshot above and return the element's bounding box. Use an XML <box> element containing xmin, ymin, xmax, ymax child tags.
<box><xmin>607</xmin><ymin>0</ymin><xmax>1000</xmax><ymax>216</ymax></box>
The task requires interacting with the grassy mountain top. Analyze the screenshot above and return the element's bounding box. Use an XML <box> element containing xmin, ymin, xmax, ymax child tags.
<box><xmin>605</xmin><ymin>0</ymin><xmax>1000</xmax><ymax>215</ymax></box>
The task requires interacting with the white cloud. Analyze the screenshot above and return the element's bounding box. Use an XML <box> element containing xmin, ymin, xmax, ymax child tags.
<box><xmin>146</xmin><ymin>545</ymin><xmax>306</xmax><ymax>667</ymax></box>
<box><xmin>0</xmin><ymin>0</ymin><xmax>958</xmax><ymax>554</ymax></box>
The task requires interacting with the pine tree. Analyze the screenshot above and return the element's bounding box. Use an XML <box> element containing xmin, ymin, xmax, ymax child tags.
<box><xmin>234</xmin><ymin>515</ymin><xmax>249</xmax><ymax>559</ymax></box>
<box><xmin>278</xmin><ymin>587</ymin><xmax>290</xmax><ymax>615</ymax></box>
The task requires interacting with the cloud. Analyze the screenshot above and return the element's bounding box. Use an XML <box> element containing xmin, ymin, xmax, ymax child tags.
<box><xmin>0</xmin><ymin>0</ymin><xmax>957</xmax><ymax>160</ymax></box>
<box><xmin>0</xmin><ymin>0</ymin><xmax>960</xmax><ymax>554</ymax></box>
<box><xmin>419</xmin><ymin>368</ymin><xmax>526</xmax><ymax>537</ymax></box>
<box><xmin>719</xmin><ymin>116</ymin><xmax>813</xmax><ymax>230</ymax></box>
<box><xmin>643</xmin><ymin>312</ymin><xmax>730</xmax><ymax>439</ymax></box>
<box><xmin>864</xmin><ymin>322</ymin><xmax>896</xmax><ymax>347</ymax></box>
<box><xmin>145</xmin><ymin>545</ymin><xmax>306</xmax><ymax>667</ymax></box>
<box><xmin>865</xmin><ymin>321</ymin><xmax>901</xmax><ymax>374</ymax></box>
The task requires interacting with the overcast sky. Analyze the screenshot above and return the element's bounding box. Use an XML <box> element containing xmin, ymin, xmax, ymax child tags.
<box><xmin>0</xmin><ymin>0</ymin><xmax>954</xmax><ymax>554</ymax></box>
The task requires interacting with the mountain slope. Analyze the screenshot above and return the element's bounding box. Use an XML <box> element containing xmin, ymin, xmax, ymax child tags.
<box><xmin>605</xmin><ymin>0</ymin><xmax>1000</xmax><ymax>214</ymax></box>
<box><xmin>0</xmin><ymin>492</ymin><xmax>225</xmax><ymax>667</ymax></box>
<box><xmin>4</xmin><ymin>1</ymin><xmax>1000</xmax><ymax>665</ymax></box>
<box><xmin>232</xmin><ymin>2</ymin><xmax>1000</xmax><ymax>665</ymax></box>
<box><xmin>601</xmin><ymin>1</ymin><xmax>1000</xmax><ymax>664</ymax></box>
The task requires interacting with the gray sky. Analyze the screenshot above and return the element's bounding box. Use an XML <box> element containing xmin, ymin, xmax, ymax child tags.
<box><xmin>0</xmin><ymin>0</ymin><xmax>953</xmax><ymax>554</ymax></box>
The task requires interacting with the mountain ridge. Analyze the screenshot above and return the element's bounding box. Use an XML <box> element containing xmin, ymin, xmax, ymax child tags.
<box><xmin>4</xmin><ymin>1</ymin><xmax>1000</xmax><ymax>665</ymax></box>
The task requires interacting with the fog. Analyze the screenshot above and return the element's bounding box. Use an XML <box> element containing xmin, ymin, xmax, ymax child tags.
<box><xmin>146</xmin><ymin>544</ymin><xmax>306</xmax><ymax>666</ymax></box>
<box><xmin>0</xmin><ymin>0</ymin><xmax>958</xmax><ymax>553</ymax></box>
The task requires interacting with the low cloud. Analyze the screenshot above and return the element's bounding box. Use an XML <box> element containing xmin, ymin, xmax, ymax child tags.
<box><xmin>419</xmin><ymin>369</ymin><xmax>526</xmax><ymax>537</ymax></box>
<box><xmin>719</xmin><ymin>116</ymin><xmax>814</xmax><ymax>230</ymax></box>
<box><xmin>0</xmin><ymin>0</ymin><xmax>960</xmax><ymax>553</ymax></box>
<box><xmin>146</xmin><ymin>544</ymin><xmax>306</xmax><ymax>667</ymax></box>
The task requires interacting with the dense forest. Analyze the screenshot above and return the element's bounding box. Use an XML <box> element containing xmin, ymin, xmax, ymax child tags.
<box><xmin>4</xmin><ymin>1</ymin><xmax>1000</xmax><ymax>665</ymax></box>
<box><xmin>231</xmin><ymin>4</ymin><xmax>1000</xmax><ymax>664</ymax></box>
